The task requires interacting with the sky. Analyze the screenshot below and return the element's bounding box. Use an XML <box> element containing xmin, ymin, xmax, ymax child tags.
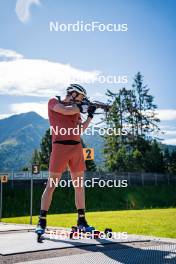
<box><xmin>0</xmin><ymin>0</ymin><xmax>176</xmax><ymax>144</ymax></box>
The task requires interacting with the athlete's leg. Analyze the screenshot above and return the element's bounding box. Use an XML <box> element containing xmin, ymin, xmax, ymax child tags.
<box><xmin>69</xmin><ymin>145</ymin><xmax>93</xmax><ymax>229</ymax></box>
<box><xmin>41</xmin><ymin>143</ymin><xmax>68</xmax><ymax>211</ymax></box>
<box><xmin>41</xmin><ymin>172</ymin><xmax>62</xmax><ymax>211</ymax></box>
<box><xmin>70</xmin><ymin>170</ymin><xmax>91</xmax><ymax>228</ymax></box>
<box><xmin>36</xmin><ymin>143</ymin><xmax>68</xmax><ymax>232</ymax></box>
<box><xmin>70</xmin><ymin>171</ymin><xmax>85</xmax><ymax>209</ymax></box>
<box><xmin>36</xmin><ymin>172</ymin><xmax>62</xmax><ymax>231</ymax></box>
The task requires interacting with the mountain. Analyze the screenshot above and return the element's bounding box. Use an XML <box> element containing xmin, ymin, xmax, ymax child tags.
<box><xmin>0</xmin><ymin>112</ymin><xmax>104</xmax><ymax>171</ymax></box>
<box><xmin>161</xmin><ymin>144</ymin><xmax>176</xmax><ymax>153</ymax></box>
<box><xmin>0</xmin><ymin>112</ymin><xmax>49</xmax><ymax>171</ymax></box>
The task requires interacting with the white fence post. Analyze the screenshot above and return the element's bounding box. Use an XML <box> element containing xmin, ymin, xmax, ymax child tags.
<box><xmin>30</xmin><ymin>173</ymin><xmax>33</xmax><ymax>225</ymax></box>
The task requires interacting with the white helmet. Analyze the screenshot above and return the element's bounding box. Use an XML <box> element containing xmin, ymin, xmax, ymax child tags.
<box><xmin>66</xmin><ymin>84</ymin><xmax>87</xmax><ymax>97</ymax></box>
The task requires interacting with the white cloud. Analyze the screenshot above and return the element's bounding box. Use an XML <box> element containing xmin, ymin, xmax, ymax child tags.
<box><xmin>15</xmin><ymin>0</ymin><xmax>41</xmax><ymax>23</ymax></box>
<box><xmin>0</xmin><ymin>113</ymin><xmax>16</xmax><ymax>120</ymax></box>
<box><xmin>162</xmin><ymin>138</ymin><xmax>176</xmax><ymax>145</ymax></box>
<box><xmin>0</xmin><ymin>49</ymin><xmax>23</xmax><ymax>60</ymax></box>
<box><xmin>10</xmin><ymin>102</ymin><xmax>48</xmax><ymax>118</ymax></box>
<box><xmin>156</xmin><ymin>109</ymin><xmax>176</xmax><ymax>121</ymax></box>
<box><xmin>0</xmin><ymin>49</ymin><xmax>99</xmax><ymax>97</ymax></box>
<box><xmin>91</xmin><ymin>92</ymin><xmax>105</xmax><ymax>100</ymax></box>
<box><xmin>163</xmin><ymin>130</ymin><xmax>176</xmax><ymax>136</ymax></box>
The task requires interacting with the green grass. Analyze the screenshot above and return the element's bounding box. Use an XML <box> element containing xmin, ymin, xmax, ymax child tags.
<box><xmin>2</xmin><ymin>208</ymin><xmax>176</xmax><ymax>238</ymax></box>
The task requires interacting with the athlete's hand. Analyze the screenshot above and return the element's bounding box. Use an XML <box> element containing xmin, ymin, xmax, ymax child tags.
<box><xmin>87</xmin><ymin>105</ymin><xmax>96</xmax><ymax>118</ymax></box>
<box><xmin>77</xmin><ymin>103</ymin><xmax>89</xmax><ymax>114</ymax></box>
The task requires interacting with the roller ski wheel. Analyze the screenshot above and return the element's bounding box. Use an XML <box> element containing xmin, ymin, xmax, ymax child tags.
<box><xmin>104</xmin><ymin>228</ymin><xmax>113</xmax><ymax>238</ymax></box>
<box><xmin>70</xmin><ymin>226</ymin><xmax>78</xmax><ymax>239</ymax></box>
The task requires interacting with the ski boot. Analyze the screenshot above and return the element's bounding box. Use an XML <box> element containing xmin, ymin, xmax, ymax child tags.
<box><xmin>35</xmin><ymin>216</ymin><xmax>46</xmax><ymax>243</ymax></box>
<box><xmin>77</xmin><ymin>218</ymin><xmax>95</xmax><ymax>233</ymax></box>
<box><xmin>70</xmin><ymin>218</ymin><xmax>96</xmax><ymax>239</ymax></box>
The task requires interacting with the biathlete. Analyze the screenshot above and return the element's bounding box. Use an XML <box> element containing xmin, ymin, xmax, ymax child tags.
<box><xmin>35</xmin><ymin>84</ymin><xmax>96</xmax><ymax>235</ymax></box>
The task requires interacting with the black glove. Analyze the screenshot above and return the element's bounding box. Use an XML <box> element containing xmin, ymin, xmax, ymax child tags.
<box><xmin>87</xmin><ymin>105</ymin><xmax>96</xmax><ymax>118</ymax></box>
<box><xmin>77</xmin><ymin>103</ymin><xmax>89</xmax><ymax>114</ymax></box>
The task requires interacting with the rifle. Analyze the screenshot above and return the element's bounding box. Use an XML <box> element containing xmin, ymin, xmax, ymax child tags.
<box><xmin>81</xmin><ymin>98</ymin><xmax>111</xmax><ymax>113</ymax></box>
<box><xmin>56</xmin><ymin>96</ymin><xmax>111</xmax><ymax>114</ymax></box>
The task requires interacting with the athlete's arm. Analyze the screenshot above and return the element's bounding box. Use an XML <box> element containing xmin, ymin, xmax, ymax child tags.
<box><xmin>53</xmin><ymin>102</ymin><xmax>80</xmax><ymax>115</ymax></box>
<box><xmin>79</xmin><ymin>104</ymin><xmax>96</xmax><ymax>131</ymax></box>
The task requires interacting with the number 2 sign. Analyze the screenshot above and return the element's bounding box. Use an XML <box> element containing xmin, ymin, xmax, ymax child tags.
<box><xmin>83</xmin><ymin>148</ymin><xmax>94</xmax><ymax>160</ymax></box>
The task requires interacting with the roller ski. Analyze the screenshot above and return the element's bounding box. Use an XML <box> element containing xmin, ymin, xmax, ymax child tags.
<box><xmin>35</xmin><ymin>216</ymin><xmax>46</xmax><ymax>243</ymax></box>
<box><xmin>70</xmin><ymin>218</ymin><xmax>112</xmax><ymax>239</ymax></box>
<box><xmin>70</xmin><ymin>226</ymin><xmax>113</xmax><ymax>239</ymax></box>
